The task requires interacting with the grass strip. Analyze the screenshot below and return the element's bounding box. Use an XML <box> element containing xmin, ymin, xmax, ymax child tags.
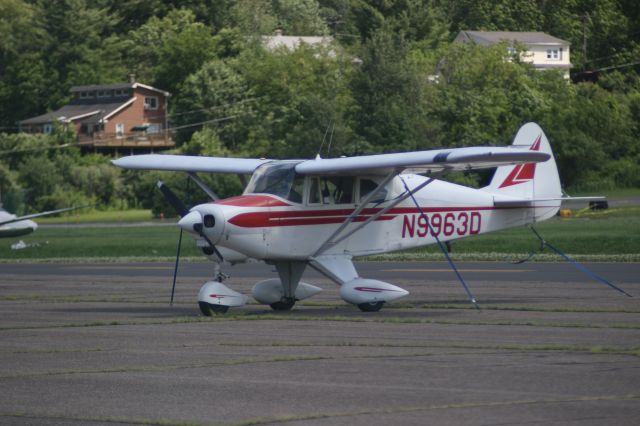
<box><xmin>2</xmin><ymin>394</ymin><xmax>638</xmax><ymax>426</ymax></box>
<box><xmin>2</xmin><ymin>313</ymin><xmax>640</xmax><ymax>334</ymax></box>
<box><xmin>234</xmin><ymin>394</ymin><xmax>640</xmax><ymax>426</ymax></box>
<box><xmin>1</xmin><ymin>208</ymin><xmax>639</xmax><ymax>260</ymax></box>
<box><xmin>4</xmin><ymin>344</ymin><xmax>640</xmax><ymax>380</ymax></box>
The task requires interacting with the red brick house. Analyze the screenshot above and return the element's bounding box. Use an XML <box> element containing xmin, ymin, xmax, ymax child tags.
<box><xmin>20</xmin><ymin>80</ymin><xmax>173</xmax><ymax>149</ymax></box>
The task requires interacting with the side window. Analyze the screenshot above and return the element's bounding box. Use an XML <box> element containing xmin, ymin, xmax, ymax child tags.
<box><xmin>307</xmin><ymin>177</ymin><xmax>355</xmax><ymax>205</ymax></box>
<box><xmin>287</xmin><ymin>175</ymin><xmax>305</xmax><ymax>203</ymax></box>
<box><xmin>309</xmin><ymin>177</ymin><xmax>321</xmax><ymax>204</ymax></box>
<box><xmin>331</xmin><ymin>177</ymin><xmax>354</xmax><ymax>204</ymax></box>
<box><xmin>359</xmin><ymin>178</ymin><xmax>387</xmax><ymax>203</ymax></box>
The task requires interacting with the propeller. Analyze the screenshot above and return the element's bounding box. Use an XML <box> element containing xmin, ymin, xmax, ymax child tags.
<box><xmin>157</xmin><ymin>181</ymin><xmax>223</xmax><ymax>306</ymax></box>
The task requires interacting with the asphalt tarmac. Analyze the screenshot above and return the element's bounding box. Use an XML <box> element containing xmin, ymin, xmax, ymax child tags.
<box><xmin>1</xmin><ymin>260</ymin><xmax>639</xmax><ymax>425</ymax></box>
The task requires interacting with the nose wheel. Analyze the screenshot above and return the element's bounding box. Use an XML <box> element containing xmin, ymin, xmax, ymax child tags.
<box><xmin>357</xmin><ymin>301</ymin><xmax>385</xmax><ymax>312</ymax></box>
<box><xmin>199</xmin><ymin>301</ymin><xmax>230</xmax><ymax>316</ymax></box>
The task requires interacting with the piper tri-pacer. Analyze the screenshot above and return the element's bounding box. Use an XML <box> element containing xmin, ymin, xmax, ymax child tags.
<box><xmin>0</xmin><ymin>206</ymin><xmax>84</xmax><ymax>239</ymax></box>
<box><xmin>113</xmin><ymin>122</ymin><xmax>628</xmax><ymax>315</ymax></box>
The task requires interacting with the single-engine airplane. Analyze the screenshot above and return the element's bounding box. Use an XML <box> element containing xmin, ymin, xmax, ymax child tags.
<box><xmin>113</xmin><ymin>122</ymin><xmax>626</xmax><ymax>315</ymax></box>
<box><xmin>0</xmin><ymin>206</ymin><xmax>85</xmax><ymax>239</ymax></box>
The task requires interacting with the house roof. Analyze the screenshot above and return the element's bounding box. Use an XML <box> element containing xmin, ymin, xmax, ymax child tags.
<box><xmin>455</xmin><ymin>31</ymin><xmax>570</xmax><ymax>46</ymax></box>
<box><xmin>20</xmin><ymin>98</ymin><xmax>136</xmax><ymax>125</ymax></box>
<box><xmin>262</xmin><ymin>34</ymin><xmax>334</xmax><ymax>52</ymax></box>
<box><xmin>70</xmin><ymin>82</ymin><xmax>170</xmax><ymax>97</ymax></box>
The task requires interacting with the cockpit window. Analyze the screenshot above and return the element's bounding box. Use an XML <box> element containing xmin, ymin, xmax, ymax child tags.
<box><xmin>308</xmin><ymin>176</ymin><xmax>355</xmax><ymax>205</ymax></box>
<box><xmin>244</xmin><ymin>162</ymin><xmax>304</xmax><ymax>203</ymax></box>
<box><xmin>359</xmin><ymin>178</ymin><xmax>387</xmax><ymax>203</ymax></box>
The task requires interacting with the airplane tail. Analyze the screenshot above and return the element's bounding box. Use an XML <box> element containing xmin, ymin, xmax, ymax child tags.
<box><xmin>482</xmin><ymin>122</ymin><xmax>562</xmax><ymax>221</ymax></box>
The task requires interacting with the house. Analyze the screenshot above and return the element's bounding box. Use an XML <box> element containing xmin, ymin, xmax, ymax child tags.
<box><xmin>454</xmin><ymin>31</ymin><xmax>572</xmax><ymax>78</ymax></box>
<box><xmin>20</xmin><ymin>78</ymin><xmax>173</xmax><ymax>150</ymax></box>
<box><xmin>262</xmin><ymin>29</ymin><xmax>335</xmax><ymax>56</ymax></box>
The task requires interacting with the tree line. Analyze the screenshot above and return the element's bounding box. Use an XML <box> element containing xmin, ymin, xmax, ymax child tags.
<box><xmin>0</xmin><ymin>0</ymin><xmax>638</xmax><ymax>214</ymax></box>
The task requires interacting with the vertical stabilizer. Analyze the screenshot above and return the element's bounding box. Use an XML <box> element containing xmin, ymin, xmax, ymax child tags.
<box><xmin>483</xmin><ymin>122</ymin><xmax>562</xmax><ymax>220</ymax></box>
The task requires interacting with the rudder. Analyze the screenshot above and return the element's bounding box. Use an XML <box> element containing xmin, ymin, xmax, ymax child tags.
<box><xmin>484</xmin><ymin>122</ymin><xmax>561</xmax><ymax>199</ymax></box>
<box><xmin>483</xmin><ymin>122</ymin><xmax>562</xmax><ymax>221</ymax></box>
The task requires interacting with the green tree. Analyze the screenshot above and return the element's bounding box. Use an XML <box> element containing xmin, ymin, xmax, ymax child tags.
<box><xmin>274</xmin><ymin>0</ymin><xmax>328</xmax><ymax>35</ymax></box>
<box><xmin>447</xmin><ymin>0</ymin><xmax>543</xmax><ymax>33</ymax></box>
<box><xmin>121</xmin><ymin>8</ymin><xmax>217</xmax><ymax>93</ymax></box>
<box><xmin>0</xmin><ymin>0</ymin><xmax>49</xmax><ymax>129</ymax></box>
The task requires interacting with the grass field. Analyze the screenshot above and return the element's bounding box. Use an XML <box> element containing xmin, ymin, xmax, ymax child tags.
<box><xmin>1</xmin><ymin>207</ymin><xmax>639</xmax><ymax>262</ymax></box>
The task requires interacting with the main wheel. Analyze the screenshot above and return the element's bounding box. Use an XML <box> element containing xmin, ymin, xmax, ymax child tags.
<box><xmin>199</xmin><ymin>301</ymin><xmax>229</xmax><ymax>316</ymax></box>
<box><xmin>270</xmin><ymin>299</ymin><xmax>296</xmax><ymax>311</ymax></box>
<box><xmin>357</xmin><ymin>301</ymin><xmax>384</xmax><ymax>312</ymax></box>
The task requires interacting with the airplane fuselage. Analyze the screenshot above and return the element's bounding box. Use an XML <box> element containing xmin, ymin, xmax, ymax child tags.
<box><xmin>190</xmin><ymin>173</ymin><xmax>560</xmax><ymax>262</ymax></box>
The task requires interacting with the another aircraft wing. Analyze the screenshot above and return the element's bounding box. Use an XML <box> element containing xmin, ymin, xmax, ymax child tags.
<box><xmin>0</xmin><ymin>206</ymin><xmax>88</xmax><ymax>227</ymax></box>
<box><xmin>295</xmin><ymin>146</ymin><xmax>550</xmax><ymax>176</ymax></box>
<box><xmin>112</xmin><ymin>154</ymin><xmax>271</xmax><ymax>174</ymax></box>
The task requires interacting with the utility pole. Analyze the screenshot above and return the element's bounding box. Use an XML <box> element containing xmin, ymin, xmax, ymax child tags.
<box><xmin>582</xmin><ymin>13</ymin><xmax>589</xmax><ymax>68</ymax></box>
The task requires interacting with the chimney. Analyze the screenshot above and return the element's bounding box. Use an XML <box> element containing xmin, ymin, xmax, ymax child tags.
<box><xmin>128</xmin><ymin>73</ymin><xmax>136</xmax><ymax>83</ymax></box>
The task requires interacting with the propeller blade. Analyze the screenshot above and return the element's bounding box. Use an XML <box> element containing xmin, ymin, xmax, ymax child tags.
<box><xmin>170</xmin><ymin>228</ymin><xmax>183</xmax><ymax>306</ymax></box>
<box><xmin>157</xmin><ymin>181</ymin><xmax>189</xmax><ymax>217</ymax></box>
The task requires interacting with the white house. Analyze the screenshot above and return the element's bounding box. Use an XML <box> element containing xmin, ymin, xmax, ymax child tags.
<box><xmin>262</xmin><ymin>29</ymin><xmax>335</xmax><ymax>56</ymax></box>
<box><xmin>454</xmin><ymin>31</ymin><xmax>572</xmax><ymax>78</ymax></box>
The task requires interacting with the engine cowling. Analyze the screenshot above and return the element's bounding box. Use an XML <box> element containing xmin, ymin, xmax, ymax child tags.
<box><xmin>251</xmin><ymin>278</ymin><xmax>322</xmax><ymax>305</ymax></box>
<box><xmin>340</xmin><ymin>278</ymin><xmax>409</xmax><ymax>305</ymax></box>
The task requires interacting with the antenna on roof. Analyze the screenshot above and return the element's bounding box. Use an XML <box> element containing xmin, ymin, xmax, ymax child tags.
<box><xmin>326</xmin><ymin>122</ymin><xmax>336</xmax><ymax>158</ymax></box>
<box><xmin>316</xmin><ymin>121</ymin><xmax>333</xmax><ymax>159</ymax></box>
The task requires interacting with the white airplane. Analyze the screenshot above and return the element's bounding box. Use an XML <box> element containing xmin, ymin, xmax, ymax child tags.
<box><xmin>0</xmin><ymin>206</ymin><xmax>84</xmax><ymax>239</ymax></box>
<box><xmin>113</xmin><ymin>122</ymin><xmax>627</xmax><ymax>315</ymax></box>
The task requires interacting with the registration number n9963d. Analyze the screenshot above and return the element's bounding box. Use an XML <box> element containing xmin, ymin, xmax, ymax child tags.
<box><xmin>401</xmin><ymin>212</ymin><xmax>481</xmax><ymax>239</ymax></box>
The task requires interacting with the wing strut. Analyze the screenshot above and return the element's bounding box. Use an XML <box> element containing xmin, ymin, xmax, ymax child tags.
<box><xmin>188</xmin><ymin>173</ymin><xmax>219</xmax><ymax>201</ymax></box>
<box><xmin>528</xmin><ymin>227</ymin><xmax>632</xmax><ymax>297</ymax></box>
<box><xmin>400</xmin><ymin>177</ymin><xmax>480</xmax><ymax>309</ymax></box>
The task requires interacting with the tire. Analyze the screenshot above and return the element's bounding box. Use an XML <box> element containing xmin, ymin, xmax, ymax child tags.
<box><xmin>198</xmin><ymin>301</ymin><xmax>229</xmax><ymax>316</ymax></box>
<box><xmin>270</xmin><ymin>299</ymin><xmax>296</xmax><ymax>311</ymax></box>
<box><xmin>357</xmin><ymin>301</ymin><xmax>384</xmax><ymax>312</ymax></box>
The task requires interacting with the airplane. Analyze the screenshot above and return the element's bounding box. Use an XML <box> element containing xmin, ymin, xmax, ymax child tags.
<box><xmin>112</xmin><ymin>122</ymin><xmax>628</xmax><ymax>315</ymax></box>
<box><xmin>0</xmin><ymin>206</ymin><xmax>86</xmax><ymax>239</ymax></box>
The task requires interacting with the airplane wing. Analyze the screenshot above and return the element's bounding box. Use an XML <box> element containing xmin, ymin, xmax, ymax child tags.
<box><xmin>112</xmin><ymin>154</ymin><xmax>271</xmax><ymax>174</ymax></box>
<box><xmin>295</xmin><ymin>146</ymin><xmax>550</xmax><ymax>175</ymax></box>
<box><xmin>112</xmin><ymin>147</ymin><xmax>549</xmax><ymax>176</ymax></box>
<box><xmin>0</xmin><ymin>206</ymin><xmax>88</xmax><ymax>227</ymax></box>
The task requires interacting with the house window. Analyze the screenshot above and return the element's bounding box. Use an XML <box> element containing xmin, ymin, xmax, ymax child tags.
<box><xmin>114</xmin><ymin>89</ymin><xmax>128</xmax><ymax>97</ymax></box>
<box><xmin>546</xmin><ymin>48</ymin><xmax>560</xmax><ymax>60</ymax></box>
<box><xmin>43</xmin><ymin>124</ymin><xmax>52</xmax><ymax>134</ymax></box>
<box><xmin>79</xmin><ymin>91</ymin><xmax>93</xmax><ymax>99</ymax></box>
<box><xmin>147</xmin><ymin>123</ymin><xmax>161</xmax><ymax>134</ymax></box>
<box><xmin>97</xmin><ymin>90</ymin><xmax>112</xmax><ymax>98</ymax></box>
<box><xmin>115</xmin><ymin>123</ymin><xmax>124</xmax><ymax>138</ymax></box>
<box><xmin>144</xmin><ymin>96</ymin><xmax>158</xmax><ymax>110</ymax></box>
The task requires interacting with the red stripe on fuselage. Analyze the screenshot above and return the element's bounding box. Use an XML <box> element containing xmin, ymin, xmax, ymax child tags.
<box><xmin>227</xmin><ymin>205</ymin><xmax>556</xmax><ymax>228</ymax></box>
<box><xmin>214</xmin><ymin>195</ymin><xmax>291</xmax><ymax>207</ymax></box>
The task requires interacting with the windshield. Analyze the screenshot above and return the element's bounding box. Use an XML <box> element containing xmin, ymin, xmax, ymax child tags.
<box><xmin>244</xmin><ymin>162</ymin><xmax>303</xmax><ymax>202</ymax></box>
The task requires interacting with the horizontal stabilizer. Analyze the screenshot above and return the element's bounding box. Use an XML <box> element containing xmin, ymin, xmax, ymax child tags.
<box><xmin>494</xmin><ymin>196</ymin><xmax>607</xmax><ymax>207</ymax></box>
